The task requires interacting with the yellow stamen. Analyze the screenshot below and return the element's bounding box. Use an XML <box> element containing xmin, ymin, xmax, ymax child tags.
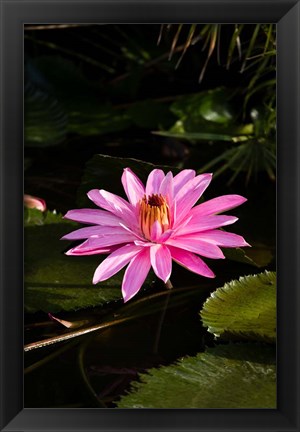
<box><xmin>139</xmin><ymin>194</ymin><xmax>170</xmax><ymax>240</ymax></box>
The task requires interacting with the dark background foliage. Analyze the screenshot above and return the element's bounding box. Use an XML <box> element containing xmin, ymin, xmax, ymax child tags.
<box><xmin>24</xmin><ymin>24</ymin><xmax>276</xmax><ymax>408</ymax></box>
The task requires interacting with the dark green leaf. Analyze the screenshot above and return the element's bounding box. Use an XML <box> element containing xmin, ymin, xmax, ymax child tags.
<box><xmin>171</xmin><ymin>88</ymin><xmax>237</xmax><ymax>125</ymax></box>
<box><xmin>117</xmin><ymin>343</ymin><xmax>276</xmax><ymax>408</ymax></box>
<box><xmin>223</xmin><ymin>247</ymin><xmax>258</xmax><ymax>267</ymax></box>
<box><xmin>128</xmin><ymin>100</ymin><xmax>175</xmax><ymax>129</ymax></box>
<box><xmin>27</xmin><ymin>56</ymin><xmax>132</xmax><ymax>138</ymax></box>
<box><xmin>25</xmin><ymin>286</ymin><xmax>121</xmax><ymax>314</ymax></box>
<box><xmin>24</xmin><ymin>80</ymin><xmax>67</xmax><ymax>147</ymax></box>
<box><xmin>67</xmin><ymin>106</ymin><xmax>132</xmax><ymax>137</ymax></box>
<box><xmin>24</xmin><ymin>223</ymin><xmax>123</xmax><ymax>312</ymax></box>
<box><xmin>77</xmin><ymin>154</ymin><xmax>180</xmax><ymax>207</ymax></box>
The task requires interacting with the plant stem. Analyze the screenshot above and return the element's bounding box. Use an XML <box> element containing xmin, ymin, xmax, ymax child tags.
<box><xmin>153</xmin><ymin>280</ymin><xmax>173</xmax><ymax>353</ymax></box>
<box><xmin>77</xmin><ymin>337</ymin><xmax>107</xmax><ymax>408</ymax></box>
<box><xmin>165</xmin><ymin>279</ymin><xmax>173</xmax><ymax>289</ymax></box>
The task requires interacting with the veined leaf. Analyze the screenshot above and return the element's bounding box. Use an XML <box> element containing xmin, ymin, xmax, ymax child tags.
<box><xmin>25</xmin><ymin>286</ymin><xmax>121</xmax><ymax>314</ymax></box>
<box><xmin>24</xmin><ymin>80</ymin><xmax>67</xmax><ymax>147</ymax></box>
<box><xmin>200</xmin><ymin>271</ymin><xmax>276</xmax><ymax>342</ymax></box>
<box><xmin>24</xmin><ymin>222</ymin><xmax>124</xmax><ymax>313</ymax></box>
<box><xmin>222</xmin><ymin>247</ymin><xmax>258</xmax><ymax>267</ymax></box>
<box><xmin>117</xmin><ymin>343</ymin><xmax>276</xmax><ymax>408</ymax></box>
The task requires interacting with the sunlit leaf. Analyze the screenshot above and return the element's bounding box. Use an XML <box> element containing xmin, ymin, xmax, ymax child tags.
<box><xmin>24</xmin><ymin>208</ymin><xmax>72</xmax><ymax>227</ymax></box>
<box><xmin>240</xmin><ymin>24</ymin><xmax>261</xmax><ymax>73</ymax></box>
<box><xmin>153</xmin><ymin>130</ymin><xmax>250</xmax><ymax>142</ymax></box>
<box><xmin>200</xmin><ymin>271</ymin><xmax>276</xmax><ymax>342</ymax></box>
<box><xmin>175</xmin><ymin>24</ymin><xmax>197</xmax><ymax>69</ymax></box>
<box><xmin>117</xmin><ymin>343</ymin><xmax>276</xmax><ymax>408</ymax></box>
<box><xmin>171</xmin><ymin>88</ymin><xmax>237</xmax><ymax>125</ymax></box>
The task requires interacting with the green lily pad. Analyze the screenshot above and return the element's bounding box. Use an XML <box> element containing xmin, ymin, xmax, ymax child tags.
<box><xmin>24</xmin><ymin>286</ymin><xmax>121</xmax><ymax>314</ymax></box>
<box><xmin>77</xmin><ymin>154</ymin><xmax>180</xmax><ymax>206</ymax></box>
<box><xmin>117</xmin><ymin>343</ymin><xmax>276</xmax><ymax>408</ymax></box>
<box><xmin>200</xmin><ymin>271</ymin><xmax>276</xmax><ymax>342</ymax></box>
<box><xmin>24</xmin><ymin>222</ymin><xmax>125</xmax><ymax>313</ymax></box>
<box><xmin>24</xmin><ymin>208</ymin><xmax>72</xmax><ymax>227</ymax></box>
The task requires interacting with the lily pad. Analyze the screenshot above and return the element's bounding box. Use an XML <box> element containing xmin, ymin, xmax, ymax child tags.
<box><xmin>25</xmin><ymin>286</ymin><xmax>121</xmax><ymax>314</ymax></box>
<box><xmin>24</xmin><ymin>208</ymin><xmax>72</xmax><ymax>227</ymax></box>
<box><xmin>117</xmin><ymin>343</ymin><xmax>276</xmax><ymax>408</ymax></box>
<box><xmin>24</xmin><ymin>222</ymin><xmax>125</xmax><ymax>313</ymax></box>
<box><xmin>77</xmin><ymin>154</ymin><xmax>180</xmax><ymax>206</ymax></box>
<box><xmin>200</xmin><ymin>271</ymin><xmax>276</xmax><ymax>342</ymax></box>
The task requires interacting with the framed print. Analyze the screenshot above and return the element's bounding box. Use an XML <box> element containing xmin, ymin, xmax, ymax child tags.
<box><xmin>1</xmin><ymin>0</ymin><xmax>299</xmax><ymax>431</ymax></box>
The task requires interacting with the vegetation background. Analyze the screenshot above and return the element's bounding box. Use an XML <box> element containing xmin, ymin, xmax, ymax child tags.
<box><xmin>24</xmin><ymin>24</ymin><xmax>276</xmax><ymax>408</ymax></box>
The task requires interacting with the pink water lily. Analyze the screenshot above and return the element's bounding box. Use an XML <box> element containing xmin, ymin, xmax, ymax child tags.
<box><xmin>62</xmin><ymin>168</ymin><xmax>249</xmax><ymax>302</ymax></box>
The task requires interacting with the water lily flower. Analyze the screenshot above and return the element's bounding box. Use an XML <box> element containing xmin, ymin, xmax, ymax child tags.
<box><xmin>24</xmin><ymin>194</ymin><xmax>47</xmax><ymax>212</ymax></box>
<box><xmin>62</xmin><ymin>168</ymin><xmax>249</xmax><ymax>302</ymax></box>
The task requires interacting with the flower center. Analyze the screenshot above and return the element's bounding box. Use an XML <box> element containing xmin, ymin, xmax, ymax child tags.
<box><xmin>139</xmin><ymin>194</ymin><xmax>170</xmax><ymax>240</ymax></box>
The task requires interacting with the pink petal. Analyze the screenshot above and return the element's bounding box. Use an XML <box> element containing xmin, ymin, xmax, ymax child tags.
<box><xmin>66</xmin><ymin>245</ymin><xmax>117</xmax><ymax>256</ymax></box>
<box><xmin>62</xmin><ymin>225</ymin><xmax>130</xmax><ymax>240</ymax></box>
<box><xmin>159</xmin><ymin>171</ymin><xmax>174</xmax><ymax>205</ymax></box>
<box><xmin>119</xmin><ymin>222</ymin><xmax>144</xmax><ymax>240</ymax></box>
<box><xmin>134</xmin><ymin>240</ymin><xmax>152</xmax><ymax>247</ymax></box>
<box><xmin>145</xmin><ymin>169</ymin><xmax>165</xmax><ymax>196</ymax></box>
<box><xmin>166</xmin><ymin>236</ymin><xmax>225</xmax><ymax>259</ymax></box>
<box><xmin>168</xmin><ymin>246</ymin><xmax>215</xmax><ymax>278</ymax></box>
<box><xmin>159</xmin><ymin>229</ymin><xmax>174</xmax><ymax>243</ymax></box>
<box><xmin>65</xmin><ymin>232</ymin><xmax>136</xmax><ymax>254</ymax></box>
<box><xmin>174</xmin><ymin>174</ymin><xmax>213</xmax><ymax>226</ymax></box>
<box><xmin>93</xmin><ymin>244</ymin><xmax>142</xmax><ymax>284</ymax></box>
<box><xmin>89</xmin><ymin>189</ymin><xmax>137</xmax><ymax>229</ymax></box>
<box><xmin>87</xmin><ymin>189</ymin><xmax>111</xmax><ymax>210</ymax></box>
<box><xmin>191</xmin><ymin>194</ymin><xmax>247</xmax><ymax>217</ymax></box>
<box><xmin>63</xmin><ymin>209</ymin><xmax>121</xmax><ymax>226</ymax></box>
<box><xmin>121</xmin><ymin>168</ymin><xmax>145</xmax><ymax>206</ymax></box>
<box><xmin>150</xmin><ymin>220</ymin><xmax>163</xmax><ymax>242</ymax></box>
<box><xmin>122</xmin><ymin>248</ymin><xmax>151</xmax><ymax>302</ymax></box>
<box><xmin>174</xmin><ymin>215</ymin><xmax>238</xmax><ymax>236</ymax></box>
<box><xmin>198</xmin><ymin>230</ymin><xmax>250</xmax><ymax>247</ymax></box>
<box><xmin>150</xmin><ymin>244</ymin><xmax>172</xmax><ymax>283</ymax></box>
<box><xmin>173</xmin><ymin>169</ymin><xmax>195</xmax><ymax>196</ymax></box>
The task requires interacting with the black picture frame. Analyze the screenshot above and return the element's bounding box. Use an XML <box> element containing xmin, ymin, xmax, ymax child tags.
<box><xmin>1</xmin><ymin>0</ymin><xmax>299</xmax><ymax>431</ymax></box>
